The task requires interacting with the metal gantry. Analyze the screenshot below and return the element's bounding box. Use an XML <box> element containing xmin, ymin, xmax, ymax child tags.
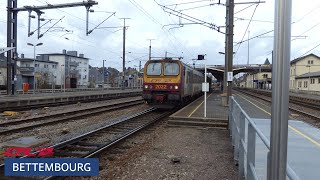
<box><xmin>6</xmin><ymin>0</ymin><xmax>98</xmax><ymax>95</ymax></box>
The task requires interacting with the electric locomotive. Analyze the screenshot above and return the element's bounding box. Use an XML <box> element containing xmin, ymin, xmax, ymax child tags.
<box><xmin>142</xmin><ymin>58</ymin><xmax>204</xmax><ymax>108</ymax></box>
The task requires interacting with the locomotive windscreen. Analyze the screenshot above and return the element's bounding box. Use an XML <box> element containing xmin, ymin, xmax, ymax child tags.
<box><xmin>164</xmin><ymin>62</ymin><xmax>179</xmax><ymax>75</ymax></box>
<box><xmin>146</xmin><ymin>62</ymin><xmax>162</xmax><ymax>75</ymax></box>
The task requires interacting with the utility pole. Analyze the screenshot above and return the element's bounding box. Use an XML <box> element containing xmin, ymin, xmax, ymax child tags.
<box><xmin>120</xmin><ymin>18</ymin><xmax>130</xmax><ymax>90</ymax></box>
<box><xmin>247</xmin><ymin>30</ymin><xmax>250</xmax><ymax>65</ymax></box>
<box><xmin>147</xmin><ymin>39</ymin><xmax>155</xmax><ymax>61</ymax></box>
<box><xmin>102</xmin><ymin>60</ymin><xmax>106</xmax><ymax>89</ymax></box>
<box><xmin>223</xmin><ymin>0</ymin><xmax>234</xmax><ymax>105</ymax></box>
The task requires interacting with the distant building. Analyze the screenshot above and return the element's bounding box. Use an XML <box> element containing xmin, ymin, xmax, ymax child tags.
<box><xmin>244</xmin><ymin>72</ymin><xmax>272</xmax><ymax>89</ymax></box>
<box><xmin>238</xmin><ymin>53</ymin><xmax>320</xmax><ymax>92</ymax></box>
<box><xmin>295</xmin><ymin>72</ymin><xmax>320</xmax><ymax>91</ymax></box>
<box><xmin>0</xmin><ymin>53</ymin><xmax>7</xmax><ymax>89</ymax></box>
<box><xmin>39</xmin><ymin>50</ymin><xmax>89</xmax><ymax>88</ymax></box>
<box><xmin>17</xmin><ymin>53</ymin><xmax>58</xmax><ymax>89</ymax></box>
<box><xmin>89</xmin><ymin>67</ymin><xmax>111</xmax><ymax>88</ymax></box>
<box><xmin>290</xmin><ymin>54</ymin><xmax>320</xmax><ymax>90</ymax></box>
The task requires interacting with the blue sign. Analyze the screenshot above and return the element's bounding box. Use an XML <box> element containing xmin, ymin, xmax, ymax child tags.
<box><xmin>5</xmin><ymin>158</ymin><xmax>99</xmax><ymax>176</ymax></box>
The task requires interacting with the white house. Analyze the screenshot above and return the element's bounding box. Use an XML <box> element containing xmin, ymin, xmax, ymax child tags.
<box><xmin>39</xmin><ymin>50</ymin><xmax>89</xmax><ymax>88</ymax></box>
<box><xmin>17</xmin><ymin>54</ymin><xmax>58</xmax><ymax>89</ymax></box>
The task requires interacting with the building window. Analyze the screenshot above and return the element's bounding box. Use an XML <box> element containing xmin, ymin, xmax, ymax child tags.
<box><xmin>35</xmin><ymin>64</ymin><xmax>39</xmax><ymax>67</ymax></box>
<box><xmin>52</xmin><ymin>65</ymin><xmax>56</xmax><ymax>68</ymax></box>
<box><xmin>44</xmin><ymin>64</ymin><xmax>48</xmax><ymax>68</ymax></box>
<box><xmin>304</xmin><ymin>81</ymin><xmax>308</xmax><ymax>88</ymax></box>
<box><xmin>311</xmin><ymin>79</ymin><xmax>315</xmax><ymax>84</ymax></box>
<box><xmin>0</xmin><ymin>71</ymin><xmax>1</xmax><ymax>74</ymax></box>
<box><xmin>311</xmin><ymin>60</ymin><xmax>314</xmax><ymax>64</ymax></box>
<box><xmin>298</xmin><ymin>81</ymin><xmax>302</xmax><ymax>88</ymax></box>
<box><xmin>318</xmin><ymin>78</ymin><xmax>320</xmax><ymax>84</ymax></box>
<box><xmin>26</xmin><ymin>64</ymin><xmax>30</xmax><ymax>67</ymax></box>
<box><xmin>263</xmin><ymin>74</ymin><xmax>268</xmax><ymax>78</ymax></box>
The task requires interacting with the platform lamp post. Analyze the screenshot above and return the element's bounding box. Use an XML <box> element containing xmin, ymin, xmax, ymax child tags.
<box><xmin>197</xmin><ymin>54</ymin><xmax>208</xmax><ymax>117</ymax></box>
<box><xmin>60</xmin><ymin>64</ymin><xmax>65</xmax><ymax>93</ymax></box>
<box><xmin>102</xmin><ymin>60</ymin><xmax>106</xmax><ymax>89</ymax></box>
<box><xmin>27</xmin><ymin>42</ymin><xmax>43</xmax><ymax>94</ymax></box>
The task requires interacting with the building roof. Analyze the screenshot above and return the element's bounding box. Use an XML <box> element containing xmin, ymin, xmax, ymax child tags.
<box><xmin>295</xmin><ymin>71</ymin><xmax>320</xmax><ymax>79</ymax></box>
<box><xmin>18</xmin><ymin>58</ymin><xmax>58</xmax><ymax>64</ymax></box>
<box><xmin>38</xmin><ymin>53</ymin><xmax>89</xmax><ymax>60</ymax></box>
<box><xmin>290</xmin><ymin>53</ymin><xmax>320</xmax><ymax>65</ymax></box>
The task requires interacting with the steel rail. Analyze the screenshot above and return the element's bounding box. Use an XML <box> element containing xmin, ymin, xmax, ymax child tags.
<box><xmin>0</xmin><ymin>99</ymin><xmax>143</xmax><ymax>135</ymax></box>
<box><xmin>235</xmin><ymin>89</ymin><xmax>320</xmax><ymax>121</ymax></box>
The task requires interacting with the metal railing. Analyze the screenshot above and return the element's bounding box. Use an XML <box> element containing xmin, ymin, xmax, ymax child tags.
<box><xmin>229</xmin><ymin>96</ymin><xmax>300</xmax><ymax>180</ymax></box>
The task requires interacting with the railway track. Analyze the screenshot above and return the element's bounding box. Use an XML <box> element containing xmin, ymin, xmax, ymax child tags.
<box><xmin>0</xmin><ymin>107</ymin><xmax>172</xmax><ymax>179</ymax></box>
<box><xmin>0</xmin><ymin>98</ymin><xmax>143</xmax><ymax>135</ymax></box>
<box><xmin>235</xmin><ymin>89</ymin><xmax>320</xmax><ymax>121</ymax></box>
<box><xmin>237</xmin><ymin>88</ymin><xmax>320</xmax><ymax>111</ymax></box>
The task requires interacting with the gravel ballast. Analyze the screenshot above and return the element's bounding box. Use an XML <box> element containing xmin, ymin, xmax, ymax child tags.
<box><xmin>82</xmin><ymin>124</ymin><xmax>237</xmax><ymax>180</ymax></box>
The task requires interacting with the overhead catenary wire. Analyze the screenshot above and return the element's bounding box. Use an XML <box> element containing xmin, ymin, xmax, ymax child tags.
<box><xmin>163</xmin><ymin>0</ymin><xmax>212</xmax><ymax>7</ymax></box>
<box><xmin>35</xmin><ymin>0</ymin><xmax>163</xmax><ymax>57</ymax></box>
<box><xmin>127</xmin><ymin>0</ymin><xmax>196</xmax><ymax>59</ymax></box>
<box><xmin>155</xmin><ymin>1</ymin><xmax>224</xmax><ymax>34</ymax></box>
<box><xmin>298</xmin><ymin>42</ymin><xmax>320</xmax><ymax>58</ymax></box>
<box><xmin>234</xmin><ymin>4</ymin><xmax>259</xmax><ymax>57</ymax></box>
<box><xmin>128</xmin><ymin>0</ymin><xmax>193</xmax><ymax>57</ymax></box>
<box><xmin>234</xmin><ymin>4</ymin><xmax>255</xmax><ymax>14</ymax></box>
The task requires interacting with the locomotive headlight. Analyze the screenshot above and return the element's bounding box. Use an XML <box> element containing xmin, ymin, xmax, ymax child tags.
<box><xmin>174</xmin><ymin>85</ymin><xmax>179</xmax><ymax>90</ymax></box>
<box><xmin>144</xmin><ymin>85</ymin><xmax>148</xmax><ymax>89</ymax></box>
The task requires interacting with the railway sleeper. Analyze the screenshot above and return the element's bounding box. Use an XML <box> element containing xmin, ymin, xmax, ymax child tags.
<box><xmin>54</xmin><ymin>151</ymin><xmax>88</xmax><ymax>157</ymax></box>
<box><xmin>63</xmin><ymin>144</ymin><xmax>97</xmax><ymax>151</ymax></box>
<box><xmin>76</xmin><ymin>142</ymin><xmax>104</xmax><ymax>147</ymax></box>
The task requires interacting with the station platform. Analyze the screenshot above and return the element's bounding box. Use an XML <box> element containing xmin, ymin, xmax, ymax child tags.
<box><xmin>255</xmin><ymin>119</ymin><xmax>320</xmax><ymax>180</ymax></box>
<box><xmin>169</xmin><ymin>92</ymin><xmax>228</xmax><ymax>128</ymax></box>
<box><xmin>232</xmin><ymin>92</ymin><xmax>320</xmax><ymax>180</ymax></box>
<box><xmin>0</xmin><ymin>89</ymin><xmax>142</xmax><ymax>110</ymax></box>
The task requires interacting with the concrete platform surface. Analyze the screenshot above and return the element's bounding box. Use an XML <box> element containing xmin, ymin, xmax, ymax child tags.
<box><xmin>169</xmin><ymin>93</ymin><xmax>228</xmax><ymax>128</ymax></box>
<box><xmin>0</xmin><ymin>89</ymin><xmax>141</xmax><ymax>102</ymax></box>
<box><xmin>0</xmin><ymin>89</ymin><xmax>142</xmax><ymax>110</ymax></box>
<box><xmin>254</xmin><ymin>119</ymin><xmax>320</xmax><ymax>180</ymax></box>
<box><xmin>1</xmin><ymin>136</ymin><xmax>50</xmax><ymax>148</ymax></box>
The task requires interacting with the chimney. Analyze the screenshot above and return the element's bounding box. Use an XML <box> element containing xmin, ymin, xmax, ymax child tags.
<box><xmin>79</xmin><ymin>54</ymin><xmax>84</xmax><ymax>58</ymax></box>
<box><xmin>21</xmin><ymin>53</ymin><xmax>24</xmax><ymax>58</ymax></box>
<box><xmin>62</xmin><ymin>49</ymin><xmax>67</xmax><ymax>54</ymax></box>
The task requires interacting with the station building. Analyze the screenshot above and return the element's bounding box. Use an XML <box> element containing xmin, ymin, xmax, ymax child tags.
<box><xmin>289</xmin><ymin>53</ymin><xmax>320</xmax><ymax>91</ymax></box>
<box><xmin>239</xmin><ymin>53</ymin><xmax>320</xmax><ymax>92</ymax></box>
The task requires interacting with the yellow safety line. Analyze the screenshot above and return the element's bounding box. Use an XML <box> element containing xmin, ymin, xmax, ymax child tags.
<box><xmin>238</xmin><ymin>94</ymin><xmax>320</xmax><ymax>148</ymax></box>
<box><xmin>237</xmin><ymin>92</ymin><xmax>269</xmax><ymax>107</ymax></box>
<box><xmin>188</xmin><ymin>93</ymin><xmax>212</xmax><ymax>117</ymax></box>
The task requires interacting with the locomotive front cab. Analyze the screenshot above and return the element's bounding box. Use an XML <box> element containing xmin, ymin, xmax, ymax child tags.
<box><xmin>143</xmin><ymin>60</ymin><xmax>182</xmax><ymax>104</ymax></box>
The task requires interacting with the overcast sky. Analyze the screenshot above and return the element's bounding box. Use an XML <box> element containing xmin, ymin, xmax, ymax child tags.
<box><xmin>1</xmin><ymin>0</ymin><xmax>320</xmax><ymax>71</ymax></box>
